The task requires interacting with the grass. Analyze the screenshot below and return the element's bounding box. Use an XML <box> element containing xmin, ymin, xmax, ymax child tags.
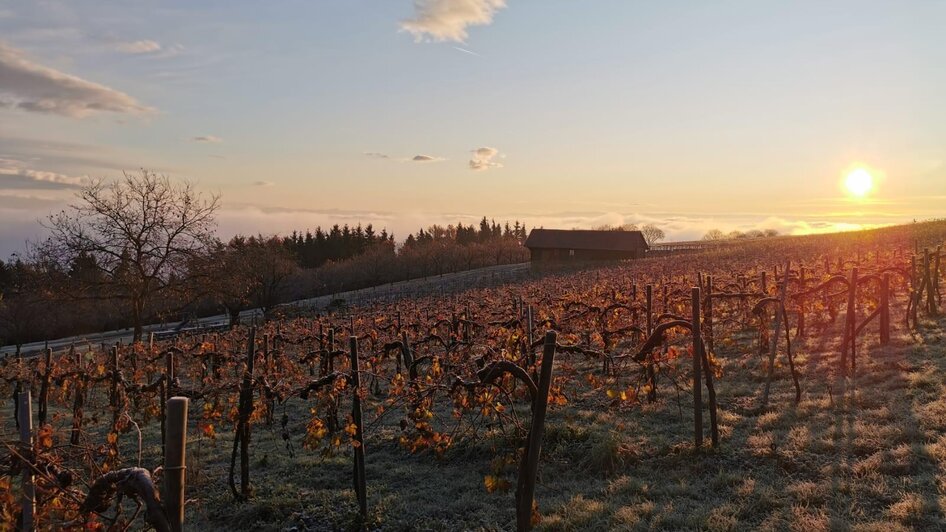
<box><xmin>6</xmin><ymin>303</ymin><xmax>946</xmax><ymax>530</ymax></box>
<box><xmin>160</xmin><ymin>312</ymin><xmax>946</xmax><ymax>530</ymax></box>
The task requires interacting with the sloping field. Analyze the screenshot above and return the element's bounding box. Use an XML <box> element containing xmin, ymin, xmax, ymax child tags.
<box><xmin>2</xmin><ymin>221</ymin><xmax>945</xmax><ymax>531</ymax></box>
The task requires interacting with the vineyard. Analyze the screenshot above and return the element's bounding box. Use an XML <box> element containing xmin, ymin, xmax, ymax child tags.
<box><xmin>3</xmin><ymin>220</ymin><xmax>946</xmax><ymax>531</ymax></box>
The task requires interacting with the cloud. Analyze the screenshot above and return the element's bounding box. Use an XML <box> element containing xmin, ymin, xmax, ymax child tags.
<box><xmin>114</xmin><ymin>40</ymin><xmax>162</xmax><ymax>54</ymax></box>
<box><xmin>366</xmin><ymin>152</ymin><xmax>443</xmax><ymax>162</ymax></box>
<box><xmin>401</xmin><ymin>0</ymin><xmax>507</xmax><ymax>42</ymax></box>
<box><xmin>251</xmin><ymin>180</ymin><xmax>274</xmax><ymax>187</ymax></box>
<box><xmin>0</xmin><ymin>134</ymin><xmax>145</xmax><ymax>173</ymax></box>
<box><xmin>0</xmin><ymin>193</ymin><xmax>62</xmax><ymax>210</ymax></box>
<box><xmin>0</xmin><ymin>159</ymin><xmax>90</xmax><ymax>190</ymax></box>
<box><xmin>192</xmin><ymin>135</ymin><xmax>222</xmax><ymax>143</ymax></box>
<box><xmin>469</xmin><ymin>146</ymin><xmax>502</xmax><ymax>171</ymax></box>
<box><xmin>0</xmin><ymin>41</ymin><xmax>153</xmax><ymax>117</ymax></box>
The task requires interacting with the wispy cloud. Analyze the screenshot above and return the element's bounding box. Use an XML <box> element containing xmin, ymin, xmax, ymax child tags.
<box><xmin>0</xmin><ymin>41</ymin><xmax>153</xmax><ymax>118</ymax></box>
<box><xmin>469</xmin><ymin>146</ymin><xmax>502</xmax><ymax>171</ymax></box>
<box><xmin>366</xmin><ymin>151</ymin><xmax>444</xmax><ymax>162</ymax></box>
<box><xmin>401</xmin><ymin>0</ymin><xmax>507</xmax><ymax>43</ymax></box>
<box><xmin>114</xmin><ymin>40</ymin><xmax>162</xmax><ymax>54</ymax></box>
<box><xmin>251</xmin><ymin>180</ymin><xmax>274</xmax><ymax>187</ymax></box>
<box><xmin>0</xmin><ymin>158</ymin><xmax>89</xmax><ymax>190</ymax></box>
<box><xmin>192</xmin><ymin>135</ymin><xmax>222</xmax><ymax>143</ymax></box>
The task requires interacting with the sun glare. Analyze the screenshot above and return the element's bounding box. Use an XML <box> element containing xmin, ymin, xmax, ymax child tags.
<box><xmin>844</xmin><ymin>168</ymin><xmax>874</xmax><ymax>197</ymax></box>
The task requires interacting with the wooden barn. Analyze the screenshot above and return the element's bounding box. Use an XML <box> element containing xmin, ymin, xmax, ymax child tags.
<box><xmin>524</xmin><ymin>229</ymin><xmax>649</xmax><ymax>262</ymax></box>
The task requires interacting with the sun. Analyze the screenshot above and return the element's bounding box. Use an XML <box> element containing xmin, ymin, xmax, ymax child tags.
<box><xmin>844</xmin><ymin>168</ymin><xmax>874</xmax><ymax>197</ymax></box>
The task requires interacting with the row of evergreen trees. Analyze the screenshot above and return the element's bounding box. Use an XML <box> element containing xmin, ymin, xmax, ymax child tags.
<box><xmin>405</xmin><ymin>217</ymin><xmax>528</xmax><ymax>248</ymax></box>
<box><xmin>282</xmin><ymin>217</ymin><xmax>529</xmax><ymax>269</ymax></box>
<box><xmin>281</xmin><ymin>224</ymin><xmax>395</xmax><ymax>269</ymax></box>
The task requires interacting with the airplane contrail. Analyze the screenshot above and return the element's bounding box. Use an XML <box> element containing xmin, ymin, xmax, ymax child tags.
<box><xmin>453</xmin><ymin>46</ymin><xmax>482</xmax><ymax>57</ymax></box>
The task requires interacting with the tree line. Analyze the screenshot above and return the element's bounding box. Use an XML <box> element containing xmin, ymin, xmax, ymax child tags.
<box><xmin>0</xmin><ymin>171</ymin><xmax>531</xmax><ymax>348</ymax></box>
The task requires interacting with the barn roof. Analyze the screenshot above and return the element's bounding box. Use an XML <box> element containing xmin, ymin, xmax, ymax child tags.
<box><xmin>524</xmin><ymin>229</ymin><xmax>649</xmax><ymax>251</ymax></box>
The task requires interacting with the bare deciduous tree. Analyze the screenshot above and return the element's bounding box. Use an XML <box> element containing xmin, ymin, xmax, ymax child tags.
<box><xmin>240</xmin><ymin>236</ymin><xmax>298</xmax><ymax>320</ymax></box>
<box><xmin>702</xmin><ymin>229</ymin><xmax>726</xmax><ymax>241</ymax></box>
<box><xmin>41</xmin><ymin>170</ymin><xmax>219</xmax><ymax>341</ymax></box>
<box><xmin>640</xmin><ymin>224</ymin><xmax>666</xmax><ymax>245</ymax></box>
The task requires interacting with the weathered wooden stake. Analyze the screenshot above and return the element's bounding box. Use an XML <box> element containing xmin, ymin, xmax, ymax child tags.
<box><xmin>797</xmin><ymin>267</ymin><xmax>807</xmax><ymax>337</ymax></box>
<box><xmin>161</xmin><ymin>349</ymin><xmax>175</xmax><ymax>456</ymax></box>
<box><xmin>841</xmin><ymin>268</ymin><xmax>858</xmax><ymax>373</ymax></box>
<box><xmin>165</xmin><ymin>397</ymin><xmax>189</xmax><ymax>532</ymax></box>
<box><xmin>516</xmin><ymin>331</ymin><xmax>557</xmax><ymax>532</ymax></box>
<box><xmin>880</xmin><ymin>273</ymin><xmax>891</xmax><ymax>345</ymax></box>
<box><xmin>691</xmin><ymin>288</ymin><xmax>703</xmax><ymax>448</ymax></box>
<box><xmin>349</xmin><ymin>336</ymin><xmax>368</xmax><ymax>520</ymax></box>
<box><xmin>527</xmin><ymin>305</ymin><xmax>535</xmax><ymax>378</ymax></box>
<box><xmin>19</xmin><ymin>390</ymin><xmax>34</xmax><ymax>532</ymax></box>
<box><xmin>37</xmin><ymin>348</ymin><xmax>51</xmax><ymax>427</ymax></box>
<box><xmin>705</xmin><ymin>276</ymin><xmax>715</xmax><ymax>354</ymax></box>
<box><xmin>70</xmin><ymin>346</ymin><xmax>84</xmax><ymax>446</ymax></box>
<box><xmin>110</xmin><ymin>346</ymin><xmax>121</xmax><ymax>431</ymax></box>
<box><xmin>761</xmin><ymin>266</ymin><xmax>789</xmax><ymax>409</ymax></box>
<box><xmin>646</xmin><ymin>285</ymin><xmax>656</xmax><ymax>402</ymax></box>
<box><xmin>229</xmin><ymin>328</ymin><xmax>256</xmax><ymax>500</ymax></box>
<box><xmin>327</xmin><ymin>328</ymin><xmax>336</xmax><ymax>373</ymax></box>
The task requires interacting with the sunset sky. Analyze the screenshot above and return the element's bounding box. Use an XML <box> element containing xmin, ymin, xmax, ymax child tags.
<box><xmin>1</xmin><ymin>1</ymin><xmax>944</xmax><ymax>257</ymax></box>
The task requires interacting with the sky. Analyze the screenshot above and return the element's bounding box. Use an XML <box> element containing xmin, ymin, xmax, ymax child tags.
<box><xmin>1</xmin><ymin>0</ymin><xmax>945</xmax><ymax>258</ymax></box>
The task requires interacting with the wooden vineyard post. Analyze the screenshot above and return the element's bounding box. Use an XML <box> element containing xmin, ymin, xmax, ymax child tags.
<box><xmin>516</xmin><ymin>331</ymin><xmax>557</xmax><ymax>532</ymax></box>
<box><xmin>935</xmin><ymin>247</ymin><xmax>942</xmax><ymax>306</ymax></box>
<box><xmin>19</xmin><ymin>390</ymin><xmax>34</xmax><ymax>532</ymax></box>
<box><xmin>230</xmin><ymin>328</ymin><xmax>256</xmax><ymax>500</ymax></box>
<box><xmin>70</xmin><ymin>346</ymin><xmax>84</xmax><ymax>445</ymax></box>
<box><xmin>841</xmin><ymin>268</ymin><xmax>858</xmax><ymax>374</ymax></box>
<box><xmin>705</xmin><ymin>276</ymin><xmax>715</xmax><ymax>355</ymax></box>
<box><xmin>797</xmin><ymin>267</ymin><xmax>806</xmax><ymax>338</ymax></box>
<box><xmin>349</xmin><ymin>336</ymin><xmax>368</xmax><ymax>521</ymax></box>
<box><xmin>165</xmin><ymin>397</ymin><xmax>189</xmax><ymax>532</ymax></box>
<box><xmin>263</xmin><ymin>333</ymin><xmax>274</xmax><ymax>427</ymax></box>
<box><xmin>527</xmin><ymin>305</ymin><xmax>536</xmax><ymax>380</ymax></box>
<box><xmin>645</xmin><ymin>285</ymin><xmax>656</xmax><ymax>402</ymax></box>
<box><xmin>700</xmin><ymin>282</ymin><xmax>719</xmax><ymax>447</ymax></box>
<box><xmin>880</xmin><ymin>273</ymin><xmax>891</xmax><ymax>345</ymax></box>
<box><xmin>110</xmin><ymin>346</ymin><xmax>121</xmax><ymax>431</ymax></box>
<box><xmin>761</xmin><ymin>266</ymin><xmax>790</xmax><ymax>409</ymax></box>
<box><xmin>263</xmin><ymin>334</ymin><xmax>270</xmax><ymax>365</ymax></box>
<box><xmin>691</xmin><ymin>288</ymin><xmax>703</xmax><ymax>448</ymax></box>
<box><xmin>925</xmin><ymin>249</ymin><xmax>937</xmax><ymax>316</ymax></box>
<box><xmin>399</xmin><ymin>331</ymin><xmax>413</xmax><ymax>376</ymax></box>
<box><xmin>646</xmin><ymin>285</ymin><xmax>653</xmax><ymax>335</ymax></box>
<box><xmin>161</xmin><ymin>349</ymin><xmax>175</xmax><ymax>456</ymax></box>
<box><xmin>37</xmin><ymin>348</ymin><xmax>52</xmax><ymax>427</ymax></box>
<box><xmin>327</xmin><ymin>328</ymin><xmax>335</xmax><ymax>374</ymax></box>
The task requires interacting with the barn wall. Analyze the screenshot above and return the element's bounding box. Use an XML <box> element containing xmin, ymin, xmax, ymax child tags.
<box><xmin>528</xmin><ymin>247</ymin><xmax>645</xmax><ymax>262</ymax></box>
